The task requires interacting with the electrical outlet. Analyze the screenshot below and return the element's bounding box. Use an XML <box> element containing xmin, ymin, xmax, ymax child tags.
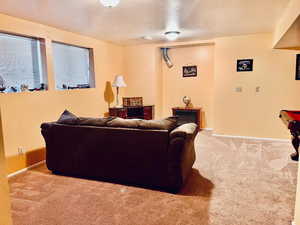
<box><xmin>18</xmin><ymin>147</ymin><xmax>24</xmax><ymax>155</ymax></box>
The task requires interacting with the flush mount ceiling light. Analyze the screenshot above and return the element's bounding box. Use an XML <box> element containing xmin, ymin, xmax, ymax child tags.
<box><xmin>164</xmin><ymin>31</ymin><xmax>180</xmax><ymax>41</ymax></box>
<box><xmin>99</xmin><ymin>0</ymin><xmax>120</xmax><ymax>8</ymax></box>
<box><xmin>142</xmin><ymin>36</ymin><xmax>153</xmax><ymax>40</ymax></box>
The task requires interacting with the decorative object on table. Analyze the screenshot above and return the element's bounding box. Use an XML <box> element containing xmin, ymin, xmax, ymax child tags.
<box><xmin>0</xmin><ymin>75</ymin><xmax>6</xmax><ymax>93</ymax></box>
<box><xmin>183</xmin><ymin>65</ymin><xmax>197</xmax><ymax>77</ymax></box>
<box><xmin>237</xmin><ymin>59</ymin><xmax>253</xmax><ymax>72</ymax></box>
<box><xmin>182</xmin><ymin>96</ymin><xmax>191</xmax><ymax>107</ymax></box>
<box><xmin>296</xmin><ymin>54</ymin><xmax>300</xmax><ymax>80</ymax></box>
<box><xmin>172</xmin><ymin>107</ymin><xmax>201</xmax><ymax>131</ymax></box>
<box><xmin>123</xmin><ymin>97</ymin><xmax>143</xmax><ymax>107</ymax></box>
<box><xmin>109</xmin><ymin>105</ymin><xmax>154</xmax><ymax>120</ymax></box>
<box><xmin>20</xmin><ymin>84</ymin><xmax>29</xmax><ymax>92</ymax></box>
<box><xmin>112</xmin><ymin>75</ymin><xmax>127</xmax><ymax>108</ymax></box>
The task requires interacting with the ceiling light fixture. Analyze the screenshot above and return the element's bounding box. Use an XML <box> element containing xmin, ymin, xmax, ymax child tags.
<box><xmin>142</xmin><ymin>36</ymin><xmax>153</xmax><ymax>41</ymax></box>
<box><xmin>164</xmin><ymin>31</ymin><xmax>180</xmax><ymax>41</ymax></box>
<box><xmin>99</xmin><ymin>0</ymin><xmax>120</xmax><ymax>8</ymax></box>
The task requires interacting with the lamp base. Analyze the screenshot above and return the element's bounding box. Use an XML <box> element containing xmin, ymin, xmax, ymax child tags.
<box><xmin>114</xmin><ymin>104</ymin><xmax>123</xmax><ymax>108</ymax></box>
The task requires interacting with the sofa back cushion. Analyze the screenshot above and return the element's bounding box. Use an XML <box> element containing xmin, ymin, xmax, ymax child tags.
<box><xmin>78</xmin><ymin>117</ymin><xmax>114</xmax><ymax>127</ymax></box>
<box><xmin>107</xmin><ymin>116</ymin><xmax>178</xmax><ymax>131</ymax></box>
<box><xmin>106</xmin><ymin>117</ymin><xmax>141</xmax><ymax>128</ymax></box>
<box><xmin>57</xmin><ymin>110</ymin><xmax>114</xmax><ymax>127</ymax></box>
<box><xmin>138</xmin><ymin>117</ymin><xmax>178</xmax><ymax>131</ymax></box>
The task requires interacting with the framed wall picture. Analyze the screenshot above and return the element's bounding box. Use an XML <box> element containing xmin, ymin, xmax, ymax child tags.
<box><xmin>296</xmin><ymin>54</ymin><xmax>300</xmax><ymax>80</ymax></box>
<box><xmin>237</xmin><ymin>59</ymin><xmax>253</xmax><ymax>72</ymax></box>
<box><xmin>183</xmin><ymin>66</ymin><xmax>197</xmax><ymax>77</ymax></box>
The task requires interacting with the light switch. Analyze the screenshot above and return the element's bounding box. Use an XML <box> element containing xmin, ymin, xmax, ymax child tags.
<box><xmin>235</xmin><ymin>87</ymin><xmax>242</xmax><ymax>92</ymax></box>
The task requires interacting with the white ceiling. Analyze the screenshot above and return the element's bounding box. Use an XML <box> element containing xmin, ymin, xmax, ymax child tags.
<box><xmin>0</xmin><ymin>0</ymin><xmax>290</xmax><ymax>45</ymax></box>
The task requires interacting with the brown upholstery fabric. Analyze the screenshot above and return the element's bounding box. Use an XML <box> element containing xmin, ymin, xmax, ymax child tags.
<box><xmin>57</xmin><ymin>110</ymin><xmax>79</xmax><ymax>125</ymax></box>
<box><xmin>57</xmin><ymin>110</ymin><xmax>115</xmax><ymax>127</ymax></box>
<box><xmin>41</xmin><ymin>122</ymin><xmax>197</xmax><ymax>193</ymax></box>
<box><xmin>106</xmin><ymin>117</ymin><xmax>141</xmax><ymax>128</ymax></box>
<box><xmin>77</xmin><ymin>117</ymin><xmax>114</xmax><ymax>127</ymax></box>
<box><xmin>138</xmin><ymin>116</ymin><xmax>178</xmax><ymax>131</ymax></box>
<box><xmin>170</xmin><ymin>123</ymin><xmax>197</xmax><ymax>139</ymax></box>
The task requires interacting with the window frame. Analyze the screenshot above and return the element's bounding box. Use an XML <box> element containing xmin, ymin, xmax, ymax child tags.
<box><xmin>0</xmin><ymin>32</ymin><xmax>48</xmax><ymax>93</ymax></box>
<box><xmin>51</xmin><ymin>41</ymin><xmax>95</xmax><ymax>90</ymax></box>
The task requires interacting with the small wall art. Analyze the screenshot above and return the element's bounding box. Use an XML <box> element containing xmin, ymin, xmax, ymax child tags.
<box><xmin>183</xmin><ymin>65</ymin><xmax>197</xmax><ymax>77</ymax></box>
<box><xmin>237</xmin><ymin>59</ymin><xmax>253</xmax><ymax>72</ymax></box>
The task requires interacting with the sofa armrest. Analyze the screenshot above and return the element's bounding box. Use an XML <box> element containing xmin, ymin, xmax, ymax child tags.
<box><xmin>167</xmin><ymin>123</ymin><xmax>197</xmax><ymax>192</ymax></box>
<box><xmin>170</xmin><ymin>123</ymin><xmax>198</xmax><ymax>139</ymax></box>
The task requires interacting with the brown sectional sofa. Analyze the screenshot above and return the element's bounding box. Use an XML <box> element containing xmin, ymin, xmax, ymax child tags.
<box><xmin>41</xmin><ymin>111</ymin><xmax>197</xmax><ymax>193</ymax></box>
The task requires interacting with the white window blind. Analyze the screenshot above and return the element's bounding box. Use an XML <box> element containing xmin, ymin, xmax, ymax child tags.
<box><xmin>0</xmin><ymin>33</ymin><xmax>45</xmax><ymax>92</ymax></box>
<box><xmin>52</xmin><ymin>42</ymin><xmax>93</xmax><ymax>89</ymax></box>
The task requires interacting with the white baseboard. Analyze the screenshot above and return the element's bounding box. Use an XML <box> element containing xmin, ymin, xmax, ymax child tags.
<box><xmin>201</xmin><ymin>128</ymin><xmax>213</xmax><ymax>131</ymax></box>
<box><xmin>212</xmin><ymin>133</ymin><xmax>289</xmax><ymax>142</ymax></box>
<box><xmin>7</xmin><ymin>160</ymin><xmax>45</xmax><ymax>178</ymax></box>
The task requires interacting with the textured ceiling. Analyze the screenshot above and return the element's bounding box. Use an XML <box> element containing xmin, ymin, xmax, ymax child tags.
<box><xmin>0</xmin><ymin>0</ymin><xmax>290</xmax><ymax>45</ymax></box>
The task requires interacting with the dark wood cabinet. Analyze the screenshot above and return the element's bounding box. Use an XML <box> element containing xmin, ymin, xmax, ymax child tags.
<box><xmin>172</xmin><ymin>107</ymin><xmax>201</xmax><ymax>130</ymax></box>
<box><xmin>109</xmin><ymin>105</ymin><xmax>154</xmax><ymax>120</ymax></box>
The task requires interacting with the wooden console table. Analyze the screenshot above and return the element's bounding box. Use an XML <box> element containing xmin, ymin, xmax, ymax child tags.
<box><xmin>172</xmin><ymin>107</ymin><xmax>201</xmax><ymax>130</ymax></box>
<box><xmin>109</xmin><ymin>105</ymin><xmax>154</xmax><ymax>120</ymax></box>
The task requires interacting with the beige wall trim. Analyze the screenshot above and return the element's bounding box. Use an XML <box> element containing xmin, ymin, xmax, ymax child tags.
<box><xmin>212</xmin><ymin>133</ymin><xmax>289</xmax><ymax>142</ymax></box>
<box><xmin>6</xmin><ymin>147</ymin><xmax>46</xmax><ymax>174</ymax></box>
<box><xmin>202</xmin><ymin>128</ymin><xmax>213</xmax><ymax>131</ymax></box>
<box><xmin>7</xmin><ymin>160</ymin><xmax>45</xmax><ymax>178</ymax></box>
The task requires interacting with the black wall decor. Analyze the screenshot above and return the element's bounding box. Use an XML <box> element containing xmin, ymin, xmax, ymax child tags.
<box><xmin>296</xmin><ymin>54</ymin><xmax>300</xmax><ymax>80</ymax></box>
<box><xmin>237</xmin><ymin>59</ymin><xmax>253</xmax><ymax>72</ymax></box>
<box><xmin>183</xmin><ymin>65</ymin><xmax>197</xmax><ymax>77</ymax></box>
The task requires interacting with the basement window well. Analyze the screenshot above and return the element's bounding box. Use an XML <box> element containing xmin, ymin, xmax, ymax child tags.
<box><xmin>0</xmin><ymin>33</ymin><xmax>47</xmax><ymax>93</ymax></box>
<box><xmin>52</xmin><ymin>42</ymin><xmax>95</xmax><ymax>90</ymax></box>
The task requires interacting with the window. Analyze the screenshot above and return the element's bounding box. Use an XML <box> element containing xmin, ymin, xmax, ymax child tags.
<box><xmin>0</xmin><ymin>33</ymin><xmax>46</xmax><ymax>93</ymax></box>
<box><xmin>52</xmin><ymin>42</ymin><xmax>94</xmax><ymax>90</ymax></box>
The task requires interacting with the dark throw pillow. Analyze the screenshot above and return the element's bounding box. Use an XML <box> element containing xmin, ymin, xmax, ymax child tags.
<box><xmin>57</xmin><ymin>110</ymin><xmax>79</xmax><ymax>125</ymax></box>
<box><xmin>138</xmin><ymin>116</ymin><xmax>178</xmax><ymax>131</ymax></box>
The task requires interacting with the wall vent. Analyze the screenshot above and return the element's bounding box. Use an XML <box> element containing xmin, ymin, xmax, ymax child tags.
<box><xmin>161</xmin><ymin>48</ymin><xmax>173</xmax><ymax>68</ymax></box>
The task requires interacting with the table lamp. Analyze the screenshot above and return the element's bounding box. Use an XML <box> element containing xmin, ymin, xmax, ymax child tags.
<box><xmin>112</xmin><ymin>75</ymin><xmax>127</xmax><ymax>108</ymax></box>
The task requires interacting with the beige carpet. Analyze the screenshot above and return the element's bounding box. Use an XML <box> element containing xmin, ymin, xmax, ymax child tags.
<box><xmin>9</xmin><ymin>131</ymin><xmax>298</xmax><ymax>225</ymax></box>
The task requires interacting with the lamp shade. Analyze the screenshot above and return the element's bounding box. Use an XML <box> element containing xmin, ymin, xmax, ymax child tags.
<box><xmin>112</xmin><ymin>75</ymin><xmax>127</xmax><ymax>88</ymax></box>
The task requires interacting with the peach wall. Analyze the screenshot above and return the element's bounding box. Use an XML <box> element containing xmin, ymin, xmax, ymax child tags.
<box><xmin>0</xmin><ymin>111</ymin><xmax>12</xmax><ymax>225</ymax></box>
<box><xmin>161</xmin><ymin>45</ymin><xmax>214</xmax><ymax>128</ymax></box>
<box><xmin>214</xmin><ymin>33</ymin><xmax>300</xmax><ymax>139</ymax></box>
<box><xmin>0</xmin><ymin>14</ymin><xmax>124</xmax><ymax>162</ymax></box>
<box><xmin>123</xmin><ymin>45</ymin><xmax>163</xmax><ymax>118</ymax></box>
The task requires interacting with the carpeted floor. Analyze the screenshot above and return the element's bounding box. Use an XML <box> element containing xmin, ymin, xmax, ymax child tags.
<box><xmin>9</xmin><ymin>131</ymin><xmax>298</xmax><ymax>225</ymax></box>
